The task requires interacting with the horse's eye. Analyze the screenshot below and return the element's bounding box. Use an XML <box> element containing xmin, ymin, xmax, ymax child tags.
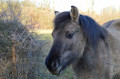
<box><xmin>65</xmin><ymin>31</ymin><xmax>74</xmax><ymax>39</ymax></box>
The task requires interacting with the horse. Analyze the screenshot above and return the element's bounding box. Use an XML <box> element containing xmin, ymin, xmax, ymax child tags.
<box><xmin>45</xmin><ymin>6</ymin><xmax>120</xmax><ymax>79</ymax></box>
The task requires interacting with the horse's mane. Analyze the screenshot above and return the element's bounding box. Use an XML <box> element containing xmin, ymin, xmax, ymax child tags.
<box><xmin>54</xmin><ymin>12</ymin><xmax>107</xmax><ymax>47</ymax></box>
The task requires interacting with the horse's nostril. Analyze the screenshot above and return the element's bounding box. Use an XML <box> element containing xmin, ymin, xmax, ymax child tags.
<box><xmin>51</xmin><ymin>61</ymin><xmax>59</xmax><ymax>69</ymax></box>
<box><xmin>46</xmin><ymin>61</ymin><xmax>59</xmax><ymax>71</ymax></box>
<box><xmin>45</xmin><ymin>55</ymin><xmax>61</xmax><ymax>73</ymax></box>
<box><xmin>45</xmin><ymin>59</ymin><xmax>56</xmax><ymax>70</ymax></box>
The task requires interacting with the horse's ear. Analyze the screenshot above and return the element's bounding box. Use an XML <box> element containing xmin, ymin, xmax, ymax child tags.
<box><xmin>55</xmin><ymin>11</ymin><xmax>60</xmax><ymax>16</ymax></box>
<box><xmin>70</xmin><ymin>6</ymin><xmax>79</xmax><ymax>22</ymax></box>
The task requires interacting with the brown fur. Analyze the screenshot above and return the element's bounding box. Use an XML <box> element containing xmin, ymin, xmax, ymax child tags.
<box><xmin>45</xmin><ymin>6</ymin><xmax>120</xmax><ymax>79</ymax></box>
<box><xmin>103</xmin><ymin>19</ymin><xmax>120</xmax><ymax>79</ymax></box>
<box><xmin>73</xmin><ymin>19</ymin><xmax>120</xmax><ymax>79</ymax></box>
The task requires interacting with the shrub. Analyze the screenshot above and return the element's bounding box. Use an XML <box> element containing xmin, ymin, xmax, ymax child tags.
<box><xmin>0</xmin><ymin>1</ymin><xmax>44</xmax><ymax>79</ymax></box>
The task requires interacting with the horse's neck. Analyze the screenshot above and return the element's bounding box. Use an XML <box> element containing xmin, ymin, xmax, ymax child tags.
<box><xmin>105</xmin><ymin>31</ymin><xmax>120</xmax><ymax>75</ymax></box>
<box><xmin>72</xmin><ymin>31</ymin><xmax>120</xmax><ymax>78</ymax></box>
<box><xmin>72</xmin><ymin>36</ymin><xmax>111</xmax><ymax>78</ymax></box>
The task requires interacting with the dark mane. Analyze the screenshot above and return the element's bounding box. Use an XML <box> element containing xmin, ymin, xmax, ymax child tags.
<box><xmin>54</xmin><ymin>12</ymin><xmax>107</xmax><ymax>47</ymax></box>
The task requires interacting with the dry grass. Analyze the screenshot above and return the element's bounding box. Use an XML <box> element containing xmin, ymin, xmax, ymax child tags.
<box><xmin>22</xmin><ymin>5</ymin><xmax>120</xmax><ymax>32</ymax></box>
<box><xmin>80</xmin><ymin>9</ymin><xmax>120</xmax><ymax>26</ymax></box>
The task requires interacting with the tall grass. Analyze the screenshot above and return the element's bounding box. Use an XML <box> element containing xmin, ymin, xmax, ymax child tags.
<box><xmin>80</xmin><ymin>6</ymin><xmax>120</xmax><ymax>26</ymax></box>
<box><xmin>21</xmin><ymin>3</ymin><xmax>120</xmax><ymax>31</ymax></box>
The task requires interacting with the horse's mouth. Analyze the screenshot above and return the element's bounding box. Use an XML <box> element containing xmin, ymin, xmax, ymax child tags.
<box><xmin>51</xmin><ymin>65</ymin><xmax>64</xmax><ymax>75</ymax></box>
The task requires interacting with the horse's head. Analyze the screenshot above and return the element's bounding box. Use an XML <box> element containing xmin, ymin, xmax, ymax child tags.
<box><xmin>45</xmin><ymin>6</ymin><xmax>86</xmax><ymax>75</ymax></box>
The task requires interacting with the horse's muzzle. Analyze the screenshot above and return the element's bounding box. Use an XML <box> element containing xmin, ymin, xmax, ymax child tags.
<box><xmin>45</xmin><ymin>56</ymin><xmax>62</xmax><ymax>75</ymax></box>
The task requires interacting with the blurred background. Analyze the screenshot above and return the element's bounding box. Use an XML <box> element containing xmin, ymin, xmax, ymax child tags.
<box><xmin>0</xmin><ymin>0</ymin><xmax>120</xmax><ymax>79</ymax></box>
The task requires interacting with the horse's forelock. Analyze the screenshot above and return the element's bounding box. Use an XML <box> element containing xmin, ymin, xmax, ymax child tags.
<box><xmin>54</xmin><ymin>12</ymin><xmax>71</xmax><ymax>30</ymax></box>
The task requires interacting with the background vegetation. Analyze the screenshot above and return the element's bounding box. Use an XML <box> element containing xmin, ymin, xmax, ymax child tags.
<box><xmin>0</xmin><ymin>0</ymin><xmax>120</xmax><ymax>79</ymax></box>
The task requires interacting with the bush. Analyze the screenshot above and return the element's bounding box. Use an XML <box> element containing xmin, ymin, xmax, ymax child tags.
<box><xmin>0</xmin><ymin>1</ymin><xmax>44</xmax><ymax>79</ymax></box>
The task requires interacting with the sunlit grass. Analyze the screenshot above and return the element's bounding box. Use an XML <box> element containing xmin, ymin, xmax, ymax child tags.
<box><xmin>34</xmin><ymin>29</ymin><xmax>53</xmax><ymax>34</ymax></box>
<box><xmin>38</xmin><ymin>33</ymin><xmax>53</xmax><ymax>41</ymax></box>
